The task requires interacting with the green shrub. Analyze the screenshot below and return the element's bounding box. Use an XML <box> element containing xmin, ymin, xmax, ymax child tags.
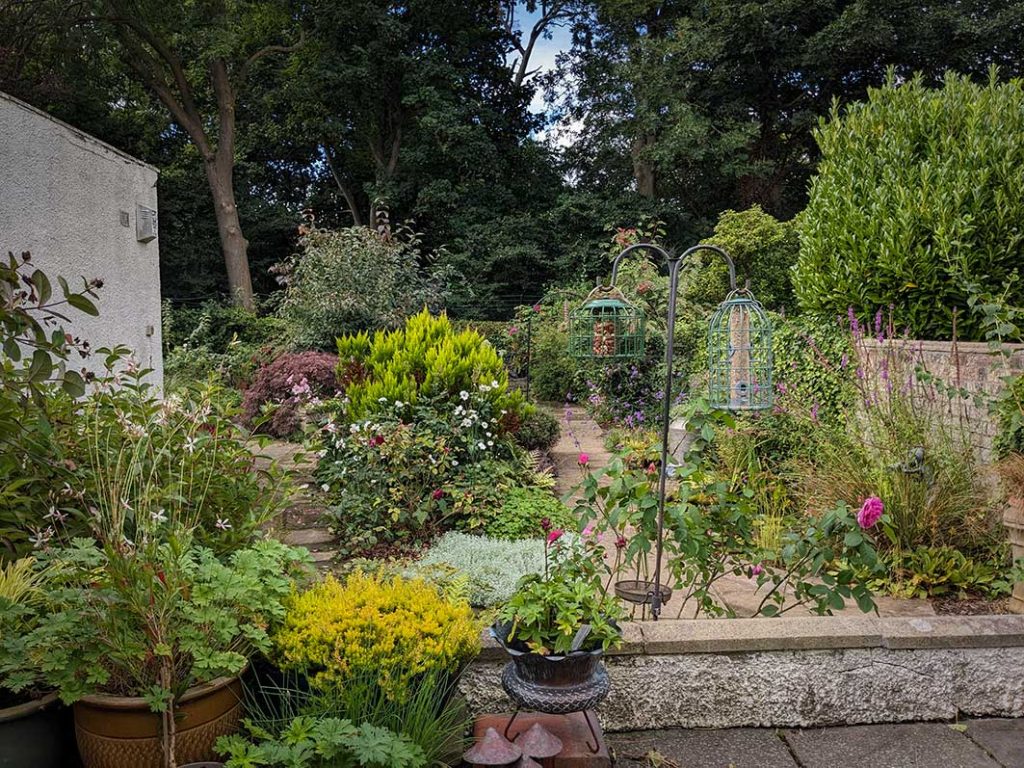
<box><xmin>409</xmin><ymin>532</ymin><xmax>545</xmax><ymax>608</ymax></box>
<box><xmin>528</xmin><ymin>323</ymin><xmax>581</xmax><ymax>402</ymax></box>
<box><xmin>279</xmin><ymin>225</ymin><xmax>447</xmax><ymax>350</ymax></box>
<box><xmin>482</xmin><ymin>487</ymin><xmax>574</xmax><ymax>541</ymax></box>
<box><xmin>336</xmin><ymin>310</ymin><xmax>524</xmax><ymax>422</ymax></box>
<box><xmin>514</xmin><ymin>407</ymin><xmax>561</xmax><ymax>451</ymax></box>
<box><xmin>689</xmin><ymin>205</ymin><xmax>799</xmax><ymax>313</ymax></box>
<box><xmin>795</xmin><ymin>70</ymin><xmax>1024</xmax><ymax>340</ymax></box>
<box><xmin>994</xmin><ymin>374</ymin><xmax>1024</xmax><ymax>458</ymax></box>
<box><xmin>162</xmin><ymin>299</ymin><xmax>286</xmax><ymax>354</ymax></box>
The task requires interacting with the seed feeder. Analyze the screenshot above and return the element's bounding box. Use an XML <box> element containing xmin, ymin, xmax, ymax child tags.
<box><xmin>707</xmin><ymin>289</ymin><xmax>773</xmax><ymax>411</ymax></box>
<box><xmin>568</xmin><ymin>286</ymin><xmax>645</xmax><ymax>360</ymax></box>
<box><xmin>570</xmin><ymin>243</ymin><xmax>773</xmax><ymax>620</ymax></box>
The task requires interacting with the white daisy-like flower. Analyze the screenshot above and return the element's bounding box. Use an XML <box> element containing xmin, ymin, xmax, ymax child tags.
<box><xmin>395</xmin><ymin>401</ymin><xmax>404</xmax><ymax>409</ymax></box>
<box><xmin>459</xmin><ymin>390</ymin><xmax>470</xmax><ymax>401</ymax></box>
<box><xmin>378</xmin><ymin>397</ymin><xmax>388</xmax><ymax>403</ymax></box>
<box><xmin>215</xmin><ymin>518</ymin><xmax>232</xmax><ymax>531</ymax></box>
<box><xmin>491</xmin><ymin>380</ymin><xmax>499</xmax><ymax>388</ymax></box>
<box><xmin>454</xmin><ymin>405</ymin><xmax>464</xmax><ymax>416</ymax></box>
<box><xmin>487</xmin><ymin>440</ymin><xmax>494</xmax><ymax>447</ymax></box>
<box><xmin>321</xmin><ymin>483</ymin><xmax>330</xmax><ymax>492</ymax></box>
<box><xmin>477</xmin><ymin>441</ymin><xmax>487</xmax><ymax>450</ymax></box>
<box><xmin>479</xmin><ymin>384</ymin><xmax>491</xmax><ymax>393</ymax></box>
<box><xmin>151</xmin><ymin>508</ymin><xmax>168</xmax><ymax>524</ymax></box>
<box><xmin>452</xmin><ymin>459</ymin><xmax>459</xmax><ymax>466</ymax></box>
<box><xmin>350</xmin><ymin>424</ymin><xmax>361</xmax><ymax>434</ymax></box>
<box><xmin>184</xmin><ymin>436</ymin><xmax>198</xmax><ymax>454</ymax></box>
<box><xmin>460</xmin><ymin>418</ymin><xmax>473</xmax><ymax>428</ymax></box>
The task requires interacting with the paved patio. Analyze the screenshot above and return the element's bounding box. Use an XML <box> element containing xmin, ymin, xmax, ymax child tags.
<box><xmin>609</xmin><ymin>719</ymin><xmax>1024</xmax><ymax>767</ymax></box>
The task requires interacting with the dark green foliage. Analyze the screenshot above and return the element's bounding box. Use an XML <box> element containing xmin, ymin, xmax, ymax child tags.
<box><xmin>484</xmin><ymin>487</ymin><xmax>574</xmax><ymax>541</ymax></box>
<box><xmin>514</xmin><ymin>407</ymin><xmax>561</xmax><ymax>452</ymax></box>
<box><xmin>995</xmin><ymin>375</ymin><xmax>1024</xmax><ymax>458</ymax></box>
<box><xmin>528</xmin><ymin>324</ymin><xmax>584</xmax><ymax>403</ymax></box>
<box><xmin>795</xmin><ymin>71</ymin><xmax>1024</xmax><ymax>340</ymax></box>
<box><xmin>876</xmin><ymin>546</ymin><xmax>1017</xmax><ymax>599</ymax></box>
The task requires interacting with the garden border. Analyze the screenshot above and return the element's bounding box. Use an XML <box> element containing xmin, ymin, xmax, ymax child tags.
<box><xmin>461</xmin><ymin>615</ymin><xmax>1024</xmax><ymax>730</ymax></box>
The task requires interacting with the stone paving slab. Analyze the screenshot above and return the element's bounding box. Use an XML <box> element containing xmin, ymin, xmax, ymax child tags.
<box><xmin>965</xmin><ymin>719</ymin><xmax>1024</xmax><ymax>767</ymax></box>
<box><xmin>782</xmin><ymin>723</ymin><xmax>1005</xmax><ymax>768</ymax></box>
<box><xmin>609</xmin><ymin>727</ymin><xmax>796</xmax><ymax>768</ymax></box>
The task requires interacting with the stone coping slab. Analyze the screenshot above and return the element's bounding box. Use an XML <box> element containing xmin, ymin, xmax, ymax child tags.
<box><xmin>476</xmin><ymin>614</ymin><xmax>1024</xmax><ymax>661</ymax></box>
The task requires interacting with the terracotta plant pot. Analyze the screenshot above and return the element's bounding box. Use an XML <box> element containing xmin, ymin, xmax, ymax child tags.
<box><xmin>0</xmin><ymin>692</ymin><xmax>80</xmax><ymax>767</ymax></box>
<box><xmin>73</xmin><ymin>676</ymin><xmax>243</xmax><ymax>768</ymax></box>
<box><xmin>1005</xmin><ymin>495</ymin><xmax>1024</xmax><ymax>614</ymax></box>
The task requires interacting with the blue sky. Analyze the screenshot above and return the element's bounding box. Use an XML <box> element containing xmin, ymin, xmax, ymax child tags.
<box><xmin>517</xmin><ymin>4</ymin><xmax>574</xmax><ymax>114</ymax></box>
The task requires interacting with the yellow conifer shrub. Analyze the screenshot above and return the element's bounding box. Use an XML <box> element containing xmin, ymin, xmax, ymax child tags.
<box><xmin>272</xmin><ymin>573</ymin><xmax>481</xmax><ymax>699</ymax></box>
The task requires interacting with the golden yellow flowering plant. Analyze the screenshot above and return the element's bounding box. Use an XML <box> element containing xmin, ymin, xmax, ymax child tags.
<box><xmin>272</xmin><ymin>573</ymin><xmax>480</xmax><ymax>699</ymax></box>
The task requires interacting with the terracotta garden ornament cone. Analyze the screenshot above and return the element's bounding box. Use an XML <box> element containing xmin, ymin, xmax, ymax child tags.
<box><xmin>516</xmin><ymin>722</ymin><xmax>563</xmax><ymax>760</ymax></box>
<box><xmin>463</xmin><ymin>726</ymin><xmax>522</xmax><ymax>767</ymax></box>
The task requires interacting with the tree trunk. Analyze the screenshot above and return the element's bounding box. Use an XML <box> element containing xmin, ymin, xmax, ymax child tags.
<box><xmin>204</xmin><ymin>159</ymin><xmax>254</xmax><ymax>309</ymax></box>
<box><xmin>632</xmin><ymin>133</ymin><xmax>656</xmax><ymax>198</ymax></box>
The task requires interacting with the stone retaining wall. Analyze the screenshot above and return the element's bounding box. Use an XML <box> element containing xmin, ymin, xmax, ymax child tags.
<box><xmin>858</xmin><ymin>338</ymin><xmax>1024</xmax><ymax>457</ymax></box>
<box><xmin>460</xmin><ymin>615</ymin><xmax>1024</xmax><ymax>731</ymax></box>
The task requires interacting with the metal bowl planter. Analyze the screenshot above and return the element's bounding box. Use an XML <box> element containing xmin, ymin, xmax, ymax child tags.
<box><xmin>490</xmin><ymin>622</ymin><xmax>618</xmax><ymax>752</ymax></box>
<box><xmin>614</xmin><ymin>579</ymin><xmax>672</xmax><ymax>607</ymax></box>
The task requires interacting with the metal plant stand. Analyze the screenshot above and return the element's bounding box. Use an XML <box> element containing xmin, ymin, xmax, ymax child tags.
<box><xmin>570</xmin><ymin>243</ymin><xmax>773</xmax><ymax>620</ymax></box>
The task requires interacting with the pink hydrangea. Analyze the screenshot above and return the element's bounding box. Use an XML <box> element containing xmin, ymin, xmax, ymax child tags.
<box><xmin>857</xmin><ymin>496</ymin><xmax>884</xmax><ymax>529</ymax></box>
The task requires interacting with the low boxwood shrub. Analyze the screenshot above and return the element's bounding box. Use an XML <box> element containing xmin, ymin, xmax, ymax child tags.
<box><xmin>514</xmin><ymin>407</ymin><xmax>560</xmax><ymax>451</ymax></box>
<box><xmin>241</xmin><ymin>351</ymin><xmax>341</xmax><ymax>439</ymax></box>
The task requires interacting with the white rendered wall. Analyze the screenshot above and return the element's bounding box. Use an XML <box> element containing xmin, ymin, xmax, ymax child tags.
<box><xmin>0</xmin><ymin>91</ymin><xmax>163</xmax><ymax>386</ymax></box>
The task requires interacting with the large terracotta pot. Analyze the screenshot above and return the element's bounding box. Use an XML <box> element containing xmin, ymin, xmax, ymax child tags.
<box><xmin>0</xmin><ymin>692</ymin><xmax>79</xmax><ymax>768</ymax></box>
<box><xmin>1006</xmin><ymin>495</ymin><xmax>1024</xmax><ymax>614</ymax></box>
<box><xmin>73</xmin><ymin>677</ymin><xmax>242</xmax><ymax>768</ymax></box>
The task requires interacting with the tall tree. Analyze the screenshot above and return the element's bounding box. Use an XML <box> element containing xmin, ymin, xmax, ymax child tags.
<box><xmin>83</xmin><ymin>0</ymin><xmax>301</xmax><ymax>308</ymax></box>
<box><xmin>555</xmin><ymin>0</ymin><xmax>1024</xmax><ymax>227</ymax></box>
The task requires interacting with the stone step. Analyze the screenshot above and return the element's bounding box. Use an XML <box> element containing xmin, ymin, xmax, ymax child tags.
<box><xmin>282</xmin><ymin>528</ymin><xmax>335</xmax><ymax>547</ymax></box>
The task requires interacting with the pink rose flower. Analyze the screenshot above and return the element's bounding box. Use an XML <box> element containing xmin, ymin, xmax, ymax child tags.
<box><xmin>578</xmin><ymin>453</ymin><xmax>590</xmax><ymax>466</ymax></box>
<box><xmin>857</xmin><ymin>496</ymin><xmax>884</xmax><ymax>529</ymax></box>
<box><xmin>750</xmin><ymin>564</ymin><xmax>764</xmax><ymax>577</ymax></box>
<box><xmin>547</xmin><ymin>529</ymin><xmax>563</xmax><ymax>544</ymax></box>
<box><xmin>582</xmin><ymin>524</ymin><xmax>594</xmax><ymax>538</ymax></box>
<box><xmin>431</xmin><ymin>488</ymin><xmax>444</xmax><ymax>500</ymax></box>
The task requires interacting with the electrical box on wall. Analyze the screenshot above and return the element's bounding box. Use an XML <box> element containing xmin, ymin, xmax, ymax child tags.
<box><xmin>136</xmin><ymin>205</ymin><xmax>158</xmax><ymax>243</ymax></box>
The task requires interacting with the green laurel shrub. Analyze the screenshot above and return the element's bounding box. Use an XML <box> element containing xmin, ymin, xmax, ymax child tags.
<box><xmin>795</xmin><ymin>69</ymin><xmax>1024</xmax><ymax>340</ymax></box>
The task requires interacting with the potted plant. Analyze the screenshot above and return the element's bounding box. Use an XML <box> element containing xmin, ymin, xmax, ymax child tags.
<box><xmin>0</xmin><ymin>557</ymin><xmax>80</xmax><ymax>767</ymax></box>
<box><xmin>22</xmin><ymin>535</ymin><xmax>309</xmax><ymax>768</ymax></box>
<box><xmin>492</xmin><ymin>526</ymin><xmax>623</xmax><ymax>714</ymax></box>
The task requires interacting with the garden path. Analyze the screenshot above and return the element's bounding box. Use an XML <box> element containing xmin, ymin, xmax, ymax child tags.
<box><xmin>256</xmin><ymin>440</ymin><xmax>338</xmax><ymax>569</ymax></box>
<box><xmin>542</xmin><ymin>404</ymin><xmax>936</xmax><ymax>620</ymax></box>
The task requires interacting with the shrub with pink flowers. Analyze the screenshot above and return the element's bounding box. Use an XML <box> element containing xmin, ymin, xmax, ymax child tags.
<box><xmin>241</xmin><ymin>352</ymin><xmax>341</xmax><ymax>438</ymax></box>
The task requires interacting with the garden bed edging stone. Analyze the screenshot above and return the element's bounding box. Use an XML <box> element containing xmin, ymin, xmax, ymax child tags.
<box><xmin>460</xmin><ymin>615</ymin><xmax>1024</xmax><ymax>731</ymax></box>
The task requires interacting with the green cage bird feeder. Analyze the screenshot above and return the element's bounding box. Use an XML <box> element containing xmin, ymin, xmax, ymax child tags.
<box><xmin>569</xmin><ymin>286</ymin><xmax>646</xmax><ymax>360</ymax></box>
<box><xmin>708</xmin><ymin>289</ymin><xmax>773</xmax><ymax>411</ymax></box>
